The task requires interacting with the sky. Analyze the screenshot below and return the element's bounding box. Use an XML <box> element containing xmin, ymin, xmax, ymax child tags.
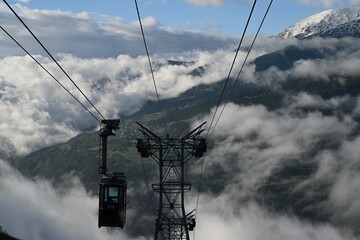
<box><xmin>5</xmin><ymin>0</ymin><xmax>360</xmax><ymax>36</ymax></box>
<box><xmin>1</xmin><ymin>1</ymin><xmax>360</xmax><ymax>240</ymax></box>
<box><xmin>1</xmin><ymin>0</ymin><xmax>359</xmax><ymax>58</ymax></box>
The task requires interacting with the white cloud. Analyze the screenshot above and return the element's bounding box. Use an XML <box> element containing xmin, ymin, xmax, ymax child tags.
<box><xmin>0</xmin><ymin>160</ymin><xmax>146</xmax><ymax>240</ymax></box>
<box><xmin>194</xmin><ymin>103</ymin><xmax>356</xmax><ymax>197</ymax></box>
<box><xmin>242</xmin><ymin>38</ymin><xmax>360</xmax><ymax>86</ymax></box>
<box><xmin>189</xmin><ymin>90</ymin><xmax>360</xmax><ymax>236</ymax></box>
<box><xmin>0</xmin><ymin>47</ymin><xmax>254</xmax><ymax>156</ymax></box>
<box><xmin>297</xmin><ymin>0</ymin><xmax>360</xmax><ymax>6</ymax></box>
<box><xmin>0</xmin><ymin>5</ymin><xmax>236</xmax><ymax>58</ymax></box>
<box><xmin>185</xmin><ymin>0</ymin><xmax>225</xmax><ymax>7</ymax></box>
<box><xmin>349</xmin><ymin>0</ymin><xmax>360</xmax><ymax>4</ymax></box>
<box><xmin>297</xmin><ymin>0</ymin><xmax>343</xmax><ymax>7</ymax></box>
<box><xmin>286</xmin><ymin>93</ymin><xmax>351</xmax><ymax>110</ymax></box>
<box><xmin>0</xmin><ymin>157</ymin><xmax>354</xmax><ymax>240</ymax></box>
<box><xmin>1</xmin><ymin>30</ymin><xmax>359</xmax><ymax>160</ymax></box>
<box><xmin>194</xmin><ymin>197</ymin><xmax>354</xmax><ymax>240</ymax></box>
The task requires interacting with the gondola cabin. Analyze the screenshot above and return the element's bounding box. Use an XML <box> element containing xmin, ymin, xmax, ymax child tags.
<box><xmin>98</xmin><ymin>172</ymin><xmax>127</xmax><ymax>228</ymax></box>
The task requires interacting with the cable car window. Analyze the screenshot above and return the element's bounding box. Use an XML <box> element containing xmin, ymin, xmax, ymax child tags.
<box><xmin>100</xmin><ymin>186</ymin><xmax>104</xmax><ymax>203</ymax></box>
<box><xmin>105</xmin><ymin>186</ymin><xmax>119</xmax><ymax>203</ymax></box>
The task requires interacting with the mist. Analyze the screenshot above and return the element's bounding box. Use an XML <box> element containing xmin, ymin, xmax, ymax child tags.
<box><xmin>0</xmin><ymin>49</ymin><xmax>256</xmax><ymax>156</ymax></box>
<box><xmin>190</xmin><ymin>97</ymin><xmax>360</xmax><ymax>238</ymax></box>
<box><xmin>194</xmin><ymin>200</ymin><xmax>354</xmax><ymax>240</ymax></box>
<box><xmin>1</xmin><ymin>3</ymin><xmax>360</xmax><ymax>240</ymax></box>
<box><xmin>0</xmin><ymin>159</ymin><xmax>150</xmax><ymax>240</ymax></box>
<box><xmin>1</xmin><ymin>156</ymin><xmax>356</xmax><ymax>240</ymax></box>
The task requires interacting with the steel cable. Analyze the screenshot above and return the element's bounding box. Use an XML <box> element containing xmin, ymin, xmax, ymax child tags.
<box><xmin>134</xmin><ymin>0</ymin><xmax>169</xmax><ymax>135</ymax></box>
<box><xmin>0</xmin><ymin>25</ymin><xmax>102</xmax><ymax>124</ymax></box>
<box><xmin>3</xmin><ymin>0</ymin><xmax>106</xmax><ymax>121</ymax></box>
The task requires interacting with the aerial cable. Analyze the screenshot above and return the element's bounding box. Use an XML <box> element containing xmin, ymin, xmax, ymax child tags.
<box><xmin>3</xmin><ymin>0</ymin><xmax>106</xmax><ymax>121</ymax></box>
<box><xmin>134</xmin><ymin>0</ymin><xmax>169</xmax><ymax>135</ymax></box>
<box><xmin>209</xmin><ymin>0</ymin><xmax>274</xmax><ymax>138</ymax></box>
<box><xmin>0</xmin><ymin>25</ymin><xmax>102</xmax><ymax>124</ymax></box>
<box><xmin>206</xmin><ymin>0</ymin><xmax>258</xmax><ymax>139</ymax></box>
<box><xmin>194</xmin><ymin>0</ymin><xmax>258</xmax><ymax>232</ymax></box>
<box><xmin>194</xmin><ymin>1</ymin><xmax>274</xmax><ymax>240</ymax></box>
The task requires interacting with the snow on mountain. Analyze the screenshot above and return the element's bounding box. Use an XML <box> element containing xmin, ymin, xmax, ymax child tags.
<box><xmin>315</xmin><ymin>19</ymin><xmax>360</xmax><ymax>38</ymax></box>
<box><xmin>278</xmin><ymin>8</ymin><xmax>360</xmax><ymax>39</ymax></box>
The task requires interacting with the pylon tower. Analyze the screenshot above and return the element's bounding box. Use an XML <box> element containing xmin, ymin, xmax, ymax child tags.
<box><xmin>136</xmin><ymin>122</ymin><xmax>207</xmax><ymax>240</ymax></box>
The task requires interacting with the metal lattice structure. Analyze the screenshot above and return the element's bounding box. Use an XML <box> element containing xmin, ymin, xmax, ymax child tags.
<box><xmin>137</xmin><ymin>122</ymin><xmax>207</xmax><ymax>240</ymax></box>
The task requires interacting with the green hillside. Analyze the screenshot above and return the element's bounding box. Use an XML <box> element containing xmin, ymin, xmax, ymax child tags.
<box><xmin>13</xmin><ymin>79</ymin><xmax>282</xmax><ymax>190</ymax></box>
<box><xmin>10</xmin><ymin>72</ymin><xmax>360</xmax><ymax>237</ymax></box>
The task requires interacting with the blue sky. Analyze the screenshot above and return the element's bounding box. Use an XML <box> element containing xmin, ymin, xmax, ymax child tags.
<box><xmin>1</xmin><ymin>0</ymin><xmax>359</xmax><ymax>58</ymax></box>
<box><xmin>8</xmin><ymin>0</ymin><xmax>360</xmax><ymax>36</ymax></box>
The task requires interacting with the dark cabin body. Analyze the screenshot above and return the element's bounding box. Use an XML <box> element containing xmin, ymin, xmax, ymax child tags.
<box><xmin>98</xmin><ymin>172</ymin><xmax>127</xmax><ymax>228</ymax></box>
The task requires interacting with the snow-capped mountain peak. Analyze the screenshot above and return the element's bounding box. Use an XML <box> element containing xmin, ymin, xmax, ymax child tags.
<box><xmin>278</xmin><ymin>8</ymin><xmax>360</xmax><ymax>39</ymax></box>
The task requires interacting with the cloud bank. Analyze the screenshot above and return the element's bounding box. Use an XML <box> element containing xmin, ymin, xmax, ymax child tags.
<box><xmin>1</xmin><ymin>32</ymin><xmax>359</xmax><ymax>157</ymax></box>
<box><xmin>0</xmin><ymin>4</ymin><xmax>236</xmax><ymax>58</ymax></box>
<box><xmin>0</xmin><ymin>160</ymin><xmax>147</xmax><ymax>240</ymax></box>
<box><xmin>186</xmin><ymin>0</ymin><xmax>225</xmax><ymax>7</ymax></box>
<box><xmin>0</xmin><ymin>156</ymin><xmax>356</xmax><ymax>240</ymax></box>
<box><xmin>0</xmin><ymin>48</ymin><xmax>256</xmax><ymax>156</ymax></box>
<box><xmin>191</xmin><ymin>93</ymin><xmax>360</xmax><ymax>238</ymax></box>
<box><xmin>194</xmin><ymin>200</ymin><xmax>355</xmax><ymax>240</ymax></box>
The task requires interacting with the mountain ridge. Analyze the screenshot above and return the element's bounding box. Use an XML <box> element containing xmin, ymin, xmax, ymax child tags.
<box><xmin>278</xmin><ymin>8</ymin><xmax>360</xmax><ymax>39</ymax></box>
<box><xmin>314</xmin><ymin>18</ymin><xmax>360</xmax><ymax>38</ymax></box>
